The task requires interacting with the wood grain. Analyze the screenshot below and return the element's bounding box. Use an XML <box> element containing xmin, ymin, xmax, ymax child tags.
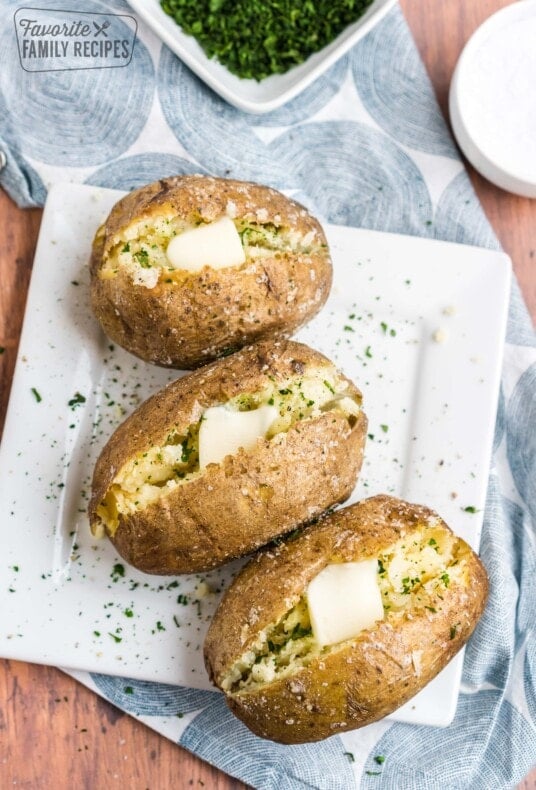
<box><xmin>0</xmin><ymin>0</ymin><xmax>534</xmax><ymax>786</ymax></box>
<box><xmin>0</xmin><ymin>198</ymin><xmax>41</xmax><ymax>437</ymax></box>
<box><xmin>0</xmin><ymin>660</ymin><xmax>240</xmax><ymax>789</ymax></box>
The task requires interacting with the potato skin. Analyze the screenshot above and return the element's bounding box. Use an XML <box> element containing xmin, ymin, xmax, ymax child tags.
<box><xmin>204</xmin><ymin>495</ymin><xmax>489</xmax><ymax>744</ymax></box>
<box><xmin>89</xmin><ymin>340</ymin><xmax>367</xmax><ymax>574</ymax></box>
<box><xmin>90</xmin><ymin>175</ymin><xmax>332</xmax><ymax>369</ymax></box>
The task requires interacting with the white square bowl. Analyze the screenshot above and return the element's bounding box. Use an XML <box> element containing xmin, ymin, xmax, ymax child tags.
<box><xmin>126</xmin><ymin>0</ymin><xmax>397</xmax><ymax>113</ymax></box>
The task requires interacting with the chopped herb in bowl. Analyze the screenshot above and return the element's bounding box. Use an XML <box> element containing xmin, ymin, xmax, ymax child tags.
<box><xmin>160</xmin><ymin>0</ymin><xmax>375</xmax><ymax>80</ymax></box>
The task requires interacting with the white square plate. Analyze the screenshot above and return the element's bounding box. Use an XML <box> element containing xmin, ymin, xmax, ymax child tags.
<box><xmin>126</xmin><ymin>0</ymin><xmax>396</xmax><ymax>113</ymax></box>
<box><xmin>0</xmin><ymin>184</ymin><xmax>510</xmax><ymax>727</ymax></box>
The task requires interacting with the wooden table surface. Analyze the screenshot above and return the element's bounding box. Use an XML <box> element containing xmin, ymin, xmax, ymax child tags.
<box><xmin>0</xmin><ymin>1</ymin><xmax>534</xmax><ymax>787</ymax></box>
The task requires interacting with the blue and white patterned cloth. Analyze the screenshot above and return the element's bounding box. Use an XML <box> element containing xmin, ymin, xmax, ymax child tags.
<box><xmin>1</xmin><ymin>1</ymin><xmax>535</xmax><ymax>787</ymax></box>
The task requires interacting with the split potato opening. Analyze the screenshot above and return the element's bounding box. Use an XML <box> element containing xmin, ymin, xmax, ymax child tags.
<box><xmin>96</xmin><ymin>367</ymin><xmax>361</xmax><ymax>536</ymax></box>
<box><xmin>221</xmin><ymin>521</ymin><xmax>470</xmax><ymax>693</ymax></box>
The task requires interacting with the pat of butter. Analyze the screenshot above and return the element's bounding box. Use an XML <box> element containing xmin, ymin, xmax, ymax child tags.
<box><xmin>166</xmin><ymin>216</ymin><xmax>246</xmax><ymax>271</ymax></box>
<box><xmin>307</xmin><ymin>560</ymin><xmax>384</xmax><ymax>647</ymax></box>
<box><xmin>198</xmin><ymin>404</ymin><xmax>278</xmax><ymax>469</ymax></box>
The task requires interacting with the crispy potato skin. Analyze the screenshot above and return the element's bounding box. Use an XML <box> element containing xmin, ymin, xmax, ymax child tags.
<box><xmin>204</xmin><ymin>495</ymin><xmax>489</xmax><ymax>744</ymax></box>
<box><xmin>89</xmin><ymin>340</ymin><xmax>367</xmax><ymax>574</ymax></box>
<box><xmin>90</xmin><ymin>175</ymin><xmax>332</xmax><ymax>369</ymax></box>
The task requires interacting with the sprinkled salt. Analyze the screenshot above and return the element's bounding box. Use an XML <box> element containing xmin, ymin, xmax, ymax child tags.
<box><xmin>432</xmin><ymin>328</ymin><xmax>448</xmax><ymax>344</ymax></box>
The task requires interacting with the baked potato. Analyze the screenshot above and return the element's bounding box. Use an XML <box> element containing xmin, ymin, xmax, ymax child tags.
<box><xmin>90</xmin><ymin>175</ymin><xmax>332</xmax><ymax>369</ymax></box>
<box><xmin>89</xmin><ymin>340</ymin><xmax>367</xmax><ymax>574</ymax></box>
<box><xmin>204</xmin><ymin>495</ymin><xmax>488</xmax><ymax>744</ymax></box>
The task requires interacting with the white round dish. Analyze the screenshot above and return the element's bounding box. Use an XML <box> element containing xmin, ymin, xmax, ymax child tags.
<box><xmin>449</xmin><ymin>0</ymin><xmax>536</xmax><ymax>198</ymax></box>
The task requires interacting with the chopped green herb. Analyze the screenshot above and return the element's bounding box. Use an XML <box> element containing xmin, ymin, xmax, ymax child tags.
<box><xmin>160</xmin><ymin>0</ymin><xmax>374</xmax><ymax>81</ymax></box>
<box><xmin>401</xmin><ymin>576</ymin><xmax>420</xmax><ymax>594</ymax></box>
<box><xmin>156</xmin><ymin>621</ymin><xmax>166</xmax><ymax>631</ymax></box>
<box><xmin>291</xmin><ymin>623</ymin><xmax>312</xmax><ymax>639</ymax></box>
<box><xmin>428</xmin><ymin>538</ymin><xmax>437</xmax><ymax>546</ymax></box>
<box><xmin>450</xmin><ymin>624</ymin><xmax>459</xmax><ymax>640</ymax></box>
<box><xmin>323</xmin><ymin>380</ymin><xmax>335</xmax><ymax>394</ymax></box>
<box><xmin>377</xmin><ymin>558</ymin><xmax>386</xmax><ymax>576</ymax></box>
<box><xmin>134</xmin><ymin>249</ymin><xmax>150</xmax><ymax>268</ymax></box>
<box><xmin>68</xmin><ymin>392</ymin><xmax>86</xmax><ymax>409</ymax></box>
<box><xmin>380</xmin><ymin>424</ymin><xmax>389</xmax><ymax>433</ymax></box>
<box><xmin>93</xmin><ymin>631</ymin><xmax>101</xmax><ymax>637</ymax></box>
<box><xmin>367</xmin><ymin>433</ymin><xmax>375</xmax><ymax>441</ymax></box>
<box><xmin>122</xmin><ymin>243</ymin><xmax>130</xmax><ymax>253</ymax></box>
<box><xmin>365</xmin><ymin>771</ymin><xmax>381</xmax><ymax>776</ymax></box>
<box><xmin>124</xmin><ymin>608</ymin><xmax>134</xmax><ymax>618</ymax></box>
<box><xmin>374</xmin><ymin>755</ymin><xmax>386</xmax><ymax>765</ymax></box>
<box><xmin>108</xmin><ymin>632</ymin><xmax>122</xmax><ymax>644</ymax></box>
<box><xmin>344</xmin><ymin>752</ymin><xmax>355</xmax><ymax>763</ymax></box>
<box><xmin>278</xmin><ymin>388</ymin><xmax>292</xmax><ymax>395</ymax></box>
<box><xmin>111</xmin><ymin>563</ymin><xmax>125</xmax><ymax>580</ymax></box>
<box><xmin>31</xmin><ymin>387</ymin><xmax>42</xmax><ymax>403</ymax></box>
<box><xmin>463</xmin><ymin>506</ymin><xmax>479</xmax><ymax>514</ymax></box>
<box><xmin>343</xmin><ymin>325</ymin><xmax>355</xmax><ymax>332</ymax></box>
<box><xmin>441</xmin><ymin>572</ymin><xmax>450</xmax><ymax>587</ymax></box>
<box><xmin>180</xmin><ymin>440</ymin><xmax>193</xmax><ymax>463</ymax></box>
<box><xmin>365</xmin><ymin>346</ymin><xmax>373</xmax><ymax>358</ymax></box>
<box><xmin>380</xmin><ymin>322</ymin><xmax>396</xmax><ymax>337</ymax></box>
<box><xmin>425</xmin><ymin>606</ymin><xmax>437</xmax><ymax>613</ymax></box>
<box><xmin>124</xmin><ymin>686</ymin><xmax>134</xmax><ymax>694</ymax></box>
